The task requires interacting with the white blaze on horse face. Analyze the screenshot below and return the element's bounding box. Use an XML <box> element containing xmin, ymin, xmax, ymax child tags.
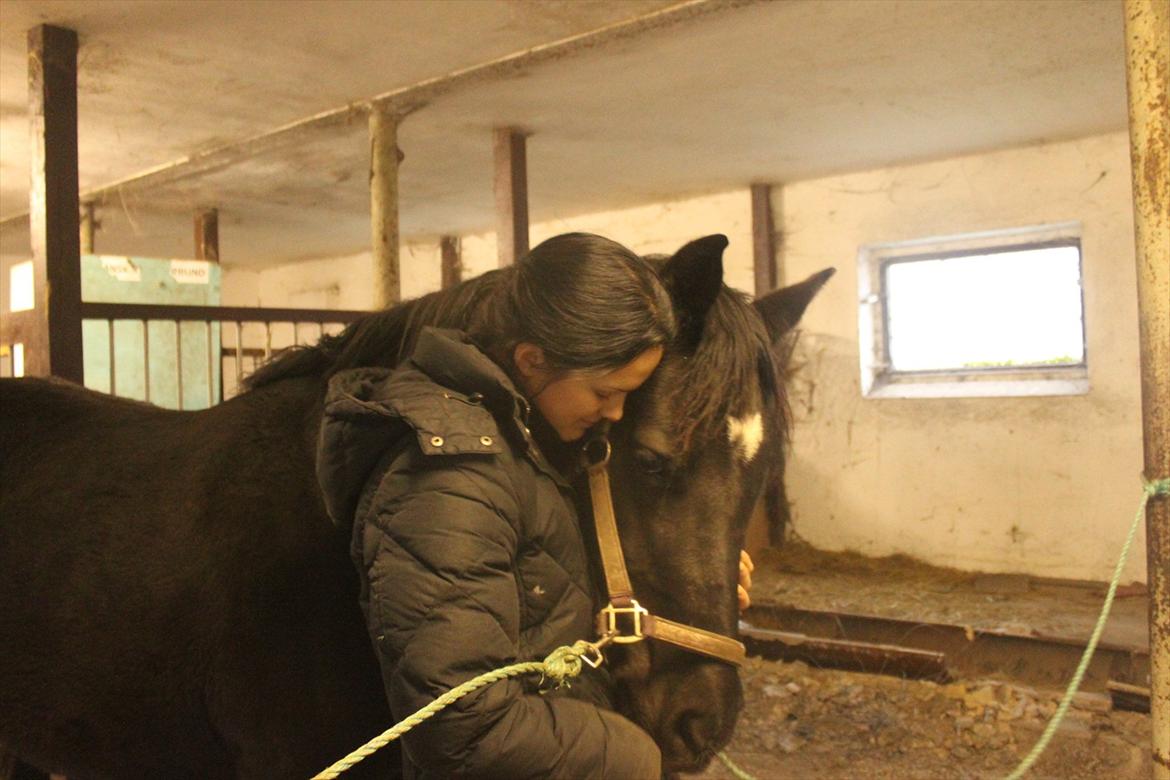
<box><xmin>727</xmin><ymin>412</ymin><xmax>764</xmax><ymax>463</ymax></box>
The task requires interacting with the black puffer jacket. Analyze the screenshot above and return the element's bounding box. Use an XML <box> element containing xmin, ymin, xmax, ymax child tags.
<box><xmin>317</xmin><ymin>328</ymin><xmax>661</xmax><ymax>779</ymax></box>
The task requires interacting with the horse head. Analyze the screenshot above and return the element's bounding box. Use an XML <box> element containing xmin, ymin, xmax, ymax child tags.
<box><xmin>602</xmin><ymin>235</ymin><xmax>833</xmax><ymax>773</ymax></box>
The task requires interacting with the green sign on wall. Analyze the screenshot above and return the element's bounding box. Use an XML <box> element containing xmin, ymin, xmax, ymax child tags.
<box><xmin>81</xmin><ymin>255</ymin><xmax>222</xmax><ymax>410</ymax></box>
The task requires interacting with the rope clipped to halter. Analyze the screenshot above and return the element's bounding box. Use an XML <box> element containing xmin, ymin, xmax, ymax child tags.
<box><xmin>310</xmin><ymin>638</ymin><xmax>609</xmax><ymax>779</ymax></box>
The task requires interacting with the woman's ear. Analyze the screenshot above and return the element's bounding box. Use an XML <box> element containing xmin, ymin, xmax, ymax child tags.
<box><xmin>512</xmin><ymin>342</ymin><xmax>547</xmax><ymax>381</ymax></box>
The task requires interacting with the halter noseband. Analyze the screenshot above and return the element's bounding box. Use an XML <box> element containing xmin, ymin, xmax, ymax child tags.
<box><xmin>581</xmin><ymin>435</ymin><xmax>746</xmax><ymax>668</ymax></box>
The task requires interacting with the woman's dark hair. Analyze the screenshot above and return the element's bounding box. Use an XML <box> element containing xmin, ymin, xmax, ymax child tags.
<box><xmin>243</xmin><ymin>232</ymin><xmax>675</xmax><ymax>390</ymax></box>
<box><xmin>470</xmin><ymin>233</ymin><xmax>676</xmax><ymax>375</ymax></box>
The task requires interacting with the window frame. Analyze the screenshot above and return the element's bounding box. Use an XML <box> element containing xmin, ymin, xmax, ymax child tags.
<box><xmin>858</xmin><ymin>222</ymin><xmax>1089</xmax><ymax>399</ymax></box>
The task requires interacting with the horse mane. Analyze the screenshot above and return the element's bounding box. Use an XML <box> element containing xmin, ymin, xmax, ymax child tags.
<box><xmin>244</xmin><ymin>270</ymin><xmax>504</xmax><ymax>390</ymax></box>
<box><xmin>668</xmin><ymin>286</ymin><xmax>792</xmax><ymax>449</ymax></box>
<box><xmin>245</xmin><ymin>265</ymin><xmax>794</xmax><ymax>452</ymax></box>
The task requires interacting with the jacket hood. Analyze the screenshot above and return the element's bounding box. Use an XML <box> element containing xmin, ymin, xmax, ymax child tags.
<box><xmin>316</xmin><ymin>328</ymin><xmax>532</xmax><ymax>527</ymax></box>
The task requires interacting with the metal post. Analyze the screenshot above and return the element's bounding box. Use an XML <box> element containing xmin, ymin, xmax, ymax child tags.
<box><xmin>751</xmin><ymin>183</ymin><xmax>777</xmax><ymax>295</ymax></box>
<box><xmin>80</xmin><ymin>200</ymin><xmax>95</xmax><ymax>255</ymax></box>
<box><xmin>194</xmin><ymin>208</ymin><xmax>219</xmax><ymax>262</ymax></box>
<box><xmin>440</xmin><ymin>235</ymin><xmax>462</xmax><ymax>289</ymax></box>
<box><xmin>493</xmin><ymin>127</ymin><xmax>529</xmax><ymax>266</ymax></box>
<box><xmin>27</xmin><ymin>24</ymin><xmax>83</xmax><ymax>382</ymax></box>
<box><xmin>1123</xmin><ymin>0</ymin><xmax>1170</xmax><ymax>775</ymax></box>
<box><xmin>369</xmin><ymin>105</ymin><xmax>401</xmax><ymax>308</ymax></box>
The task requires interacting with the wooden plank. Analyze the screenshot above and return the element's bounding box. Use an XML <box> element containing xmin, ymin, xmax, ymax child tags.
<box><xmin>751</xmin><ymin>183</ymin><xmax>776</xmax><ymax>295</ymax></box>
<box><xmin>27</xmin><ymin>24</ymin><xmax>83</xmax><ymax>382</ymax></box>
<box><xmin>1123</xmin><ymin>1</ymin><xmax>1170</xmax><ymax>772</ymax></box>
<box><xmin>194</xmin><ymin>208</ymin><xmax>219</xmax><ymax>262</ymax></box>
<box><xmin>1108</xmin><ymin>680</ymin><xmax>1151</xmax><ymax>713</ymax></box>
<box><xmin>493</xmin><ymin>128</ymin><xmax>529</xmax><ymax>266</ymax></box>
<box><xmin>740</xmin><ymin>623</ymin><xmax>951</xmax><ymax>682</ymax></box>
<box><xmin>369</xmin><ymin>107</ymin><xmax>400</xmax><ymax>307</ymax></box>
<box><xmin>440</xmin><ymin>235</ymin><xmax>462</xmax><ymax>289</ymax></box>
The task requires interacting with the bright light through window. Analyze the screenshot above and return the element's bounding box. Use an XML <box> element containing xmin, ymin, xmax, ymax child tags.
<box><xmin>884</xmin><ymin>245</ymin><xmax>1085</xmax><ymax>372</ymax></box>
<box><xmin>9</xmin><ymin>261</ymin><xmax>34</xmax><ymax>312</ymax></box>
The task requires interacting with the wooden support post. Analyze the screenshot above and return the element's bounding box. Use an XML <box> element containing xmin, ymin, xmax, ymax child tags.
<box><xmin>751</xmin><ymin>183</ymin><xmax>778</xmax><ymax>295</ymax></box>
<box><xmin>493</xmin><ymin>127</ymin><xmax>528</xmax><ymax>266</ymax></box>
<box><xmin>80</xmin><ymin>200</ymin><xmax>95</xmax><ymax>254</ymax></box>
<box><xmin>27</xmin><ymin>24</ymin><xmax>82</xmax><ymax>383</ymax></box>
<box><xmin>369</xmin><ymin>106</ymin><xmax>400</xmax><ymax>308</ymax></box>
<box><xmin>1123</xmin><ymin>0</ymin><xmax>1170</xmax><ymax>775</ymax></box>
<box><xmin>194</xmin><ymin>208</ymin><xmax>219</xmax><ymax>262</ymax></box>
<box><xmin>440</xmin><ymin>235</ymin><xmax>462</xmax><ymax>290</ymax></box>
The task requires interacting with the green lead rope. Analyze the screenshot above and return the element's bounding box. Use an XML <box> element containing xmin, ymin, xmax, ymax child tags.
<box><xmin>313</xmin><ymin>478</ymin><xmax>1168</xmax><ymax>780</ymax></box>
<box><xmin>310</xmin><ymin>640</ymin><xmax>599</xmax><ymax>779</ymax></box>
<box><xmin>1004</xmin><ymin>476</ymin><xmax>1167</xmax><ymax>780</ymax></box>
<box><xmin>720</xmin><ymin>477</ymin><xmax>1168</xmax><ymax>780</ymax></box>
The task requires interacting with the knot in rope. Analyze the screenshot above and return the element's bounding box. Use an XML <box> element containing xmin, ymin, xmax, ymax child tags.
<box><xmin>1143</xmin><ymin>476</ymin><xmax>1169</xmax><ymax>497</ymax></box>
<box><xmin>540</xmin><ymin>640</ymin><xmax>592</xmax><ymax>685</ymax></box>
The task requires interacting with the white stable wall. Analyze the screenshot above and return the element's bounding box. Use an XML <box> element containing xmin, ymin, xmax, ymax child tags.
<box><xmin>780</xmin><ymin>131</ymin><xmax>1145</xmax><ymax>583</ymax></box>
<box><xmin>225</xmin><ymin>130</ymin><xmax>1145</xmax><ymax>583</ymax></box>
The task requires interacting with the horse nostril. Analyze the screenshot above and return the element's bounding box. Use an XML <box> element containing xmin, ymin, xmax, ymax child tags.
<box><xmin>674</xmin><ymin>710</ymin><xmax>718</xmax><ymax>756</ymax></box>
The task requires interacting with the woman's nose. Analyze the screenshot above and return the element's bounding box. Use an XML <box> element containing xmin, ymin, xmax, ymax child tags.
<box><xmin>600</xmin><ymin>396</ymin><xmax>624</xmax><ymax>423</ymax></box>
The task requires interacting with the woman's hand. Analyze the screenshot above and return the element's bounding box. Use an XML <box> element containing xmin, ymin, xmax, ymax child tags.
<box><xmin>737</xmin><ymin>549</ymin><xmax>753</xmax><ymax>612</ymax></box>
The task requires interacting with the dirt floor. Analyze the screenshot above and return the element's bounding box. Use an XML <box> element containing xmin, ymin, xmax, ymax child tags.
<box><xmin>697</xmin><ymin>655</ymin><xmax>1151</xmax><ymax>779</ymax></box>
<box><xmin>694</xmin><ymin>543</ymin><xmax>1152</xmax><ymax>778</ymax></box>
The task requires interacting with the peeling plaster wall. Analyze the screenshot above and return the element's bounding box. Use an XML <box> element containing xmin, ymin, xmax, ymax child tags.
<box><xmin>227</xmin><ymin>132</ymin><xmax>1143</xmax><ymax>582</ymax></box>
<box><xmin>780</xmin><ymin>132</ymin><xmax>1145</xmax><ymax>583</ymax></box>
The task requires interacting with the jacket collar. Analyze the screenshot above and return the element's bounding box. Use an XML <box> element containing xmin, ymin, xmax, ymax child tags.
<box><xmin>409</xmin><ymin>328</ymin><xmax>529</xmax><ymax>421</ymax></box>
<box><xmin>410</xmin><ymin>328</ymin><xmax>569</xmax><ymax>488</ymax></box>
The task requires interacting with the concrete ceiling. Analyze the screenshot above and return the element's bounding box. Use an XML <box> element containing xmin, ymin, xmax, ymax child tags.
<box><xmin>0</xmin><ymin>0</ymin><xmax>1128</xmax><ymax>267</ymax></box>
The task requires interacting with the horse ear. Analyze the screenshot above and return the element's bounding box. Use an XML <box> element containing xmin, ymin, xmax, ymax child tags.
<box><xmin>660</xmin><ymin>234</ymin><xmax>727</xmax><ymax>351</ymax></box>
<box><xmin>754</xmin><ymin>268</ymin><xmax>835</xmax><ymax>345</ymax></box>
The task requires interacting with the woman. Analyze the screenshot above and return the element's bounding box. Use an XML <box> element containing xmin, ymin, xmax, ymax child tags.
<box><xmin>317</xmin><ymin>233</ymin><xmax>673</xmax><ymax>778</ymax></box>
<box><xmin>316</xmin><ymin>233</ymin><xmax>754</xmax><ymax>778</ymax></box>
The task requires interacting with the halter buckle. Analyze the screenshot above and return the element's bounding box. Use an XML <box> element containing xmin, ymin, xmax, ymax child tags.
<box><xmin>579</xmin><ymin>636</ymin><xmax>611</xmax><ymax>669</ymax></box>
<box><xmin>599</xmin><ymin>599</ymin><xmax>649</xmax><ymax>644</ymax></box>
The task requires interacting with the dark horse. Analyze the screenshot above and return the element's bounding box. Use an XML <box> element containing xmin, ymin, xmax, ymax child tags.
<box><xmin>0</xmin><ymin>235</ymin><xmax>831</xmax><ymax>778</ymax></box>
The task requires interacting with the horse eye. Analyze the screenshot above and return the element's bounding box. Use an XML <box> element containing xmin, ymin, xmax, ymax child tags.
<box><xmin>634</xmin><ymin>448</ymin><xmax>668</xmax><ymax>475</ymax></box>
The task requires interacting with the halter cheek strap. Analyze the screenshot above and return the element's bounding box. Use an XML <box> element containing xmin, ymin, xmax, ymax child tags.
<box><xmin>583</xmin><ymin>437</ymin><xmax>746</xmax><ymax>668</ymax></box>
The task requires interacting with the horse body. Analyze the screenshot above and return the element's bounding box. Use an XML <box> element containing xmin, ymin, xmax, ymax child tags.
<box><xmin>0</xmin><ymin>236</ymin><xmax>830</xmax><ymax>778</ymax></box>
<box><xmin>0</xmin><ymin>379</ymin><xmax>391</xmax><ymax>777</ymax></box>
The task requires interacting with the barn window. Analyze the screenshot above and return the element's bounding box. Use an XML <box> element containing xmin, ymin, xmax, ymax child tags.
<box><xmin>858</xmin><ymin>223</ymin><xmax>1088</xmax><ymax>398</ymax></box>
<box><xmin>9</xmin><ymin>260</ymin><xmax>34</xmax><ymax>312</ymax></box>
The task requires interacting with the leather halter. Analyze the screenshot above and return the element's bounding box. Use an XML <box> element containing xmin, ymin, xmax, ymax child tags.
<box><xmin>581</xmin><ymin>436</ymin><xmax>746</xmax><ymax>667</ymax></box>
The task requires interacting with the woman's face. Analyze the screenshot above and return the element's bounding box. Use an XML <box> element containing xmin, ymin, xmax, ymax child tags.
<box><xmin>515</xmin><ymin>344</ymin><xmax>664</xmax><ymax>442</ymax></box>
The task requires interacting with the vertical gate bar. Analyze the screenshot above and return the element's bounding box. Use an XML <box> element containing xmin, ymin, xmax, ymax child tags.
<box><xmin>369</xmin><ymin>105</ymin><xmax>401</xmax><ymax>308</ymax></box>
<box><xmin>142</xmin><ymin>320</ymin><xmax>150</xmax><ymax>403</ymax></box>
<box><xmin>1123</xmin><ymin>0</ymin><xmax>1170</xmax><ymax>775</ymax></box>
<box><xmin>175</xmin><ymin>321</ymin><xmax>183</xmax><ymax>410</ymax></box>
<box><xmin>493</xmin><ymin>127</ymin><xmax>529</xmax><ymax>267</ymax></box>
<box><xmin>107</xmin><ymin>319</ymin><xmax>115</xmax><ymax>396</ymax></box>
<box><xmin>293</xmin><ymin>322</ymin><xmax>300</xmax><ymax>347</ymax></box>
<box><xmin>234</xmin><ymin>322</ymin><xmax>242</xmax><ymax>391</ymax></box>
<box><xmin>264</xmin><ymin>322</ymin><xmax>272</xmax><ymax>361</ymax></box>
<box><xmin>206</xmin><ymin>321</ymin><xmax>214</xmax><ymax>407</ymax></box>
